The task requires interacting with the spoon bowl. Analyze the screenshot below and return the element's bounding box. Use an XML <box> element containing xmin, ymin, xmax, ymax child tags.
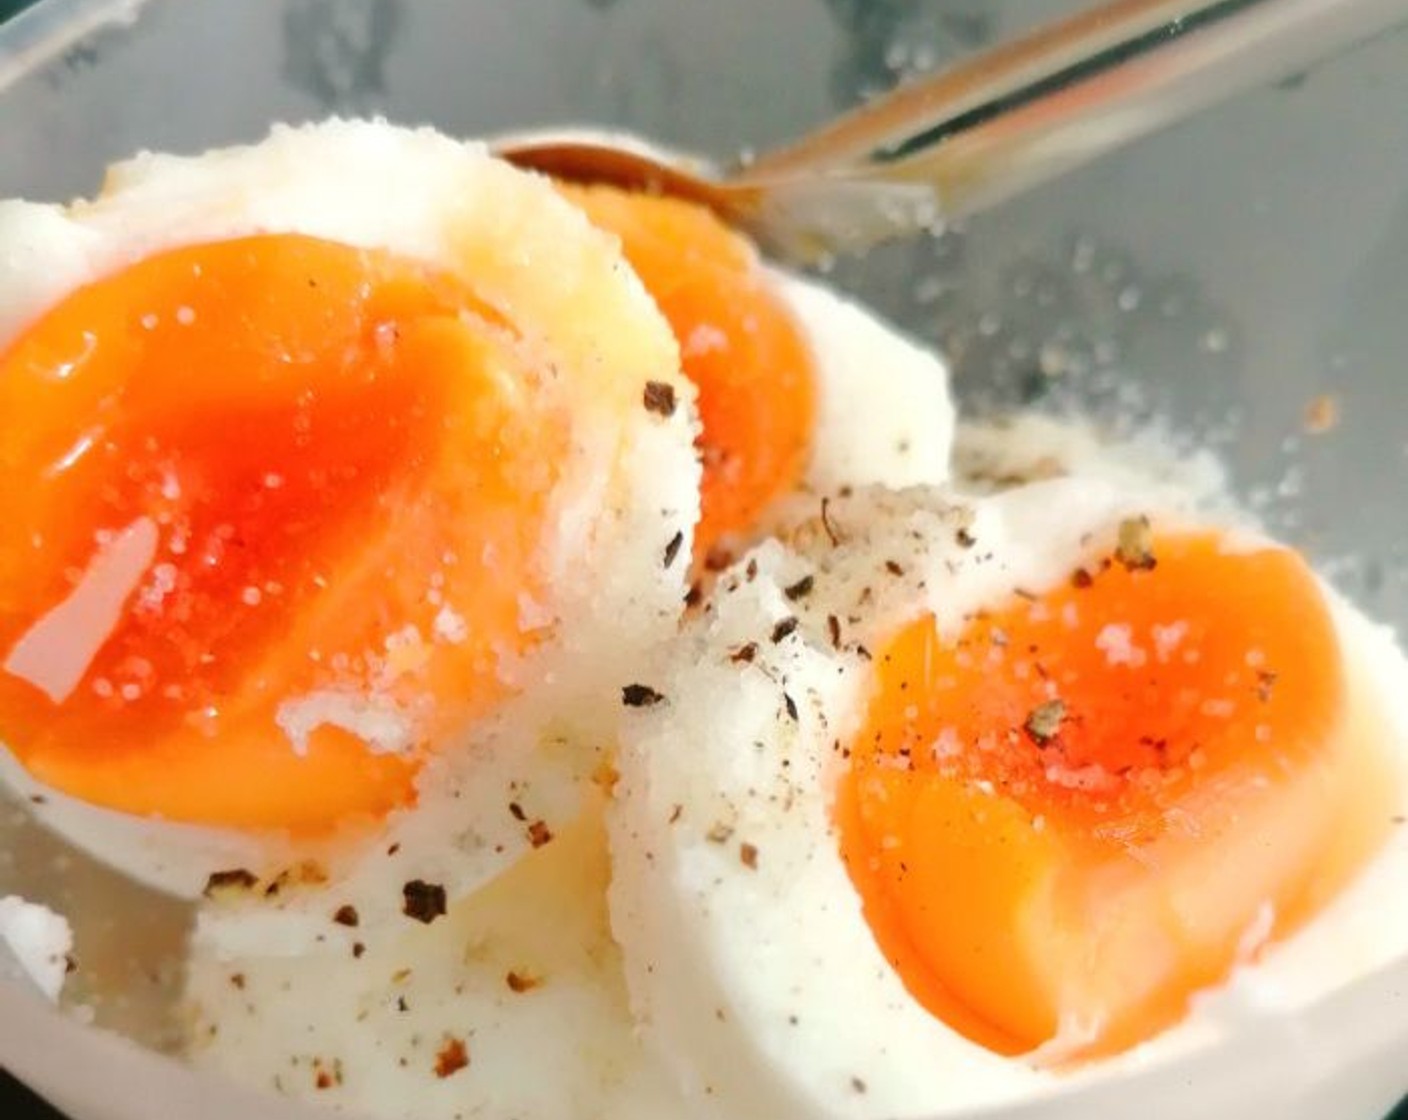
<box><xmin>496</xmin><ymin>131</ymin><xmax>943</xmax><ymax>260</ymax></box>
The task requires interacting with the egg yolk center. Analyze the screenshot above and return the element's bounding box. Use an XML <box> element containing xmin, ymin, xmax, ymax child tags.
<box><xmin>0</xmin><ymin>234</ymin><xmax>563</xmax><ymax>830</ymax></box>
<box><xmin>837</xmin><ymin>529</ymin><xmax>1395</xmax><ymax>1058</ymax></box>
<box><xmin>561</xmin><ymin>185</ymin><xmax>818</xmax><ymax>565</ymax></box>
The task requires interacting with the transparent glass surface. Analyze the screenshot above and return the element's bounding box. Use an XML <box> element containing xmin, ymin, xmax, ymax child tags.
<box><xmin>0</xmin><ymin>2</ymin><xmax>1406</xmax><ymax>1119</ymax></box>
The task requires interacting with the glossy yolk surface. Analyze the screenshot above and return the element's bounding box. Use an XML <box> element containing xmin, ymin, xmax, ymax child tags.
<box><xmin>837</xmin><ymin>530</ymin><xmax>1394</xmax><ymax>1058</ymax></box>
<box><xmin>0</xmin><ymin>234</ymin><xmax>564</xmax><ymax>830</ymax></box>
<box><xmin>561</xmin><ymin>185</ymin><xmax>817</xmax><ymax>564</ymax></box>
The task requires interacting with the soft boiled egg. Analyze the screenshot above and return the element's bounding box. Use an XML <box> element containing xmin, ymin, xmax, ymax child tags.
<box><xmin>608</xmin><ymin>476</ymin><xmax>1408</xmax><ymax>1119</ymax></box>
<box><xmin>0</xmin><ymin>119</ymin><xmax>702</xmax><ymax>933</ymax></box>
<box><xmin>558</xmin><ymin>183</ymin><xmax>954</xmax><ymax>566</ymax></box>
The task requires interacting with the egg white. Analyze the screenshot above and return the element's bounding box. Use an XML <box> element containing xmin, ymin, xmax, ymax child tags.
<box><xmin>185</xmin><ymin>794</ymin><xmax>684</xmax><ymax>1120</ymax></box>
<box><xmin>607</xmin><ymin>476</ymin><xmax>1408</xmax><ymax>1120</ymax></box>
<box><xmin>781</xmin><ymin>271</ymin><xmax>953</xmax><ymax>497</ymax></box>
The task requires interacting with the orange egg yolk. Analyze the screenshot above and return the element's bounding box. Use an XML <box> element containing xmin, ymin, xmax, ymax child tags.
<box><xmin>837</xmin><ymin>530</ymin><xmax>1395</xmax><ymax>1058</ymax></box>
<box><xmin>561</xmin><ymin>185</ymin><xmax>818</xmax><ymax>564</ymax></box>
<box><xmin>0</xmin><ymin>234</ymin><xmax>565</xmax><ymax>831</ymax></box>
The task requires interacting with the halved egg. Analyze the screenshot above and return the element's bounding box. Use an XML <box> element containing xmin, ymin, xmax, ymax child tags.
<box><xmin>0</xmin><ymin>120</ymin><xmax>701</xmax><ymax>925</ymax></box>
<box><xmin>608</xmin><ymin>476</ymin><xmax>1408</xmax><ymax>1118</ymax></box>
<box><xmin>561</xmin><ymin>184</ymin><xmax>817</xmax><ymax>564</ymax></box>
<box><xmin>838</xmin><ymin>524</ymin><xmax>1388</xmax><ymax>1059</ymax></box>
<box><xmin>560</xmin><ymin>180</ymin><xmax>955</xmax><ymax>567</ymax></box>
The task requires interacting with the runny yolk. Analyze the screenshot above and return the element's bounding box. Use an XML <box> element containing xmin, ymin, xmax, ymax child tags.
<box><xmin>561</xmin><ymin>185</ymin><xmax>818</xmax><ymax>564</ymax></box>
<box><xmin>0</xmin><ymin>234</ymin><xmax>564</xmax><ymax>830</ymax></box>
<box><xmin>837</xmin><ymin>529</ymin><xmax>1396</xmax><ymax>1058</ymax></box>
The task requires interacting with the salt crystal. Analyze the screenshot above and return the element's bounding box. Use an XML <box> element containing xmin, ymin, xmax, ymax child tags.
<box><xmin>683</xmin><ymin>323</ymin><xmax>728</xmax><ymax>358</ymax></box>
<box><xmin>433</xmin><ymin>606</ymin><xmax>469</xmax><ymax>645</ymax></box>
<box><xmin>275</xmin><ymin>691</ymin><xmax>416</xmax><ymax>757</ymax></box>
<box><xmin>1095</xmin><ymin>623</ymin><xmax>1147</xmax><ymax>667</ymax></box>
<box><xmin>1152</xmin><ymin>621</ymin><xmax>1189</xmax><ymax>662</ymax></box>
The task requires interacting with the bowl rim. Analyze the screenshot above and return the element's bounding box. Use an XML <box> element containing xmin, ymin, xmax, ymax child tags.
<box><xmin>0</xmin><ymin>1</ymin><xmax>1405</xmax><ymax>1117</ymax></box>
<box><xmin>0</xmin><ymin>0</ymin><xmax>152</xmax><ymax>94</ymax></box>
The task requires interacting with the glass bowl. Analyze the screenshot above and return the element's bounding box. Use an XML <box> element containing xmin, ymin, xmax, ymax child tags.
<box><xmin>1</xmin><ymin>1</ymin><xmax>1406</xmax><ymax>1119</ymax></box>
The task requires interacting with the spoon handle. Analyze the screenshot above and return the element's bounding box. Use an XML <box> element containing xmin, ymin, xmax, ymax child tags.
<box><xmin>744</xmin><ymin>0</ymin><xmax>1407</xmax><ymax>222</ymax></box>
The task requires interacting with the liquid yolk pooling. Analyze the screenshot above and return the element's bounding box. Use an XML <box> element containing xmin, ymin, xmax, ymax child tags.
<box><xmin>0</xmin><ymin>234</ymin><xmax>564</xmax><ymax>830</ymax></box>
<box><xmin>837</xmin><ymin>530</ymin><xmax>1396</xmax><ymax>1058</ymax></box>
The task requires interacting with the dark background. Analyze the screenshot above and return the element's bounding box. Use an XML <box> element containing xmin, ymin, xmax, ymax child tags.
<box><xmin>0</xmin><ymin>0</ymin><xmax>1405</xmax><ymax>1117</ymax></box>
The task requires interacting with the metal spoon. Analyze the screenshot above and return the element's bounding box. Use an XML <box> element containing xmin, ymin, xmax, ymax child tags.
<box><xmin>499</xmin><ymin>0</ymin><xmax>1407</xmax><ymax>261</ymax></box>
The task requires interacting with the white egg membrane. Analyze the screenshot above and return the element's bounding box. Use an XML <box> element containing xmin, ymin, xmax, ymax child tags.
<box><xmin>608</xmin><ymin>479</ymin><xmax>1408</xmax><ymax>1120</ymax></box>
